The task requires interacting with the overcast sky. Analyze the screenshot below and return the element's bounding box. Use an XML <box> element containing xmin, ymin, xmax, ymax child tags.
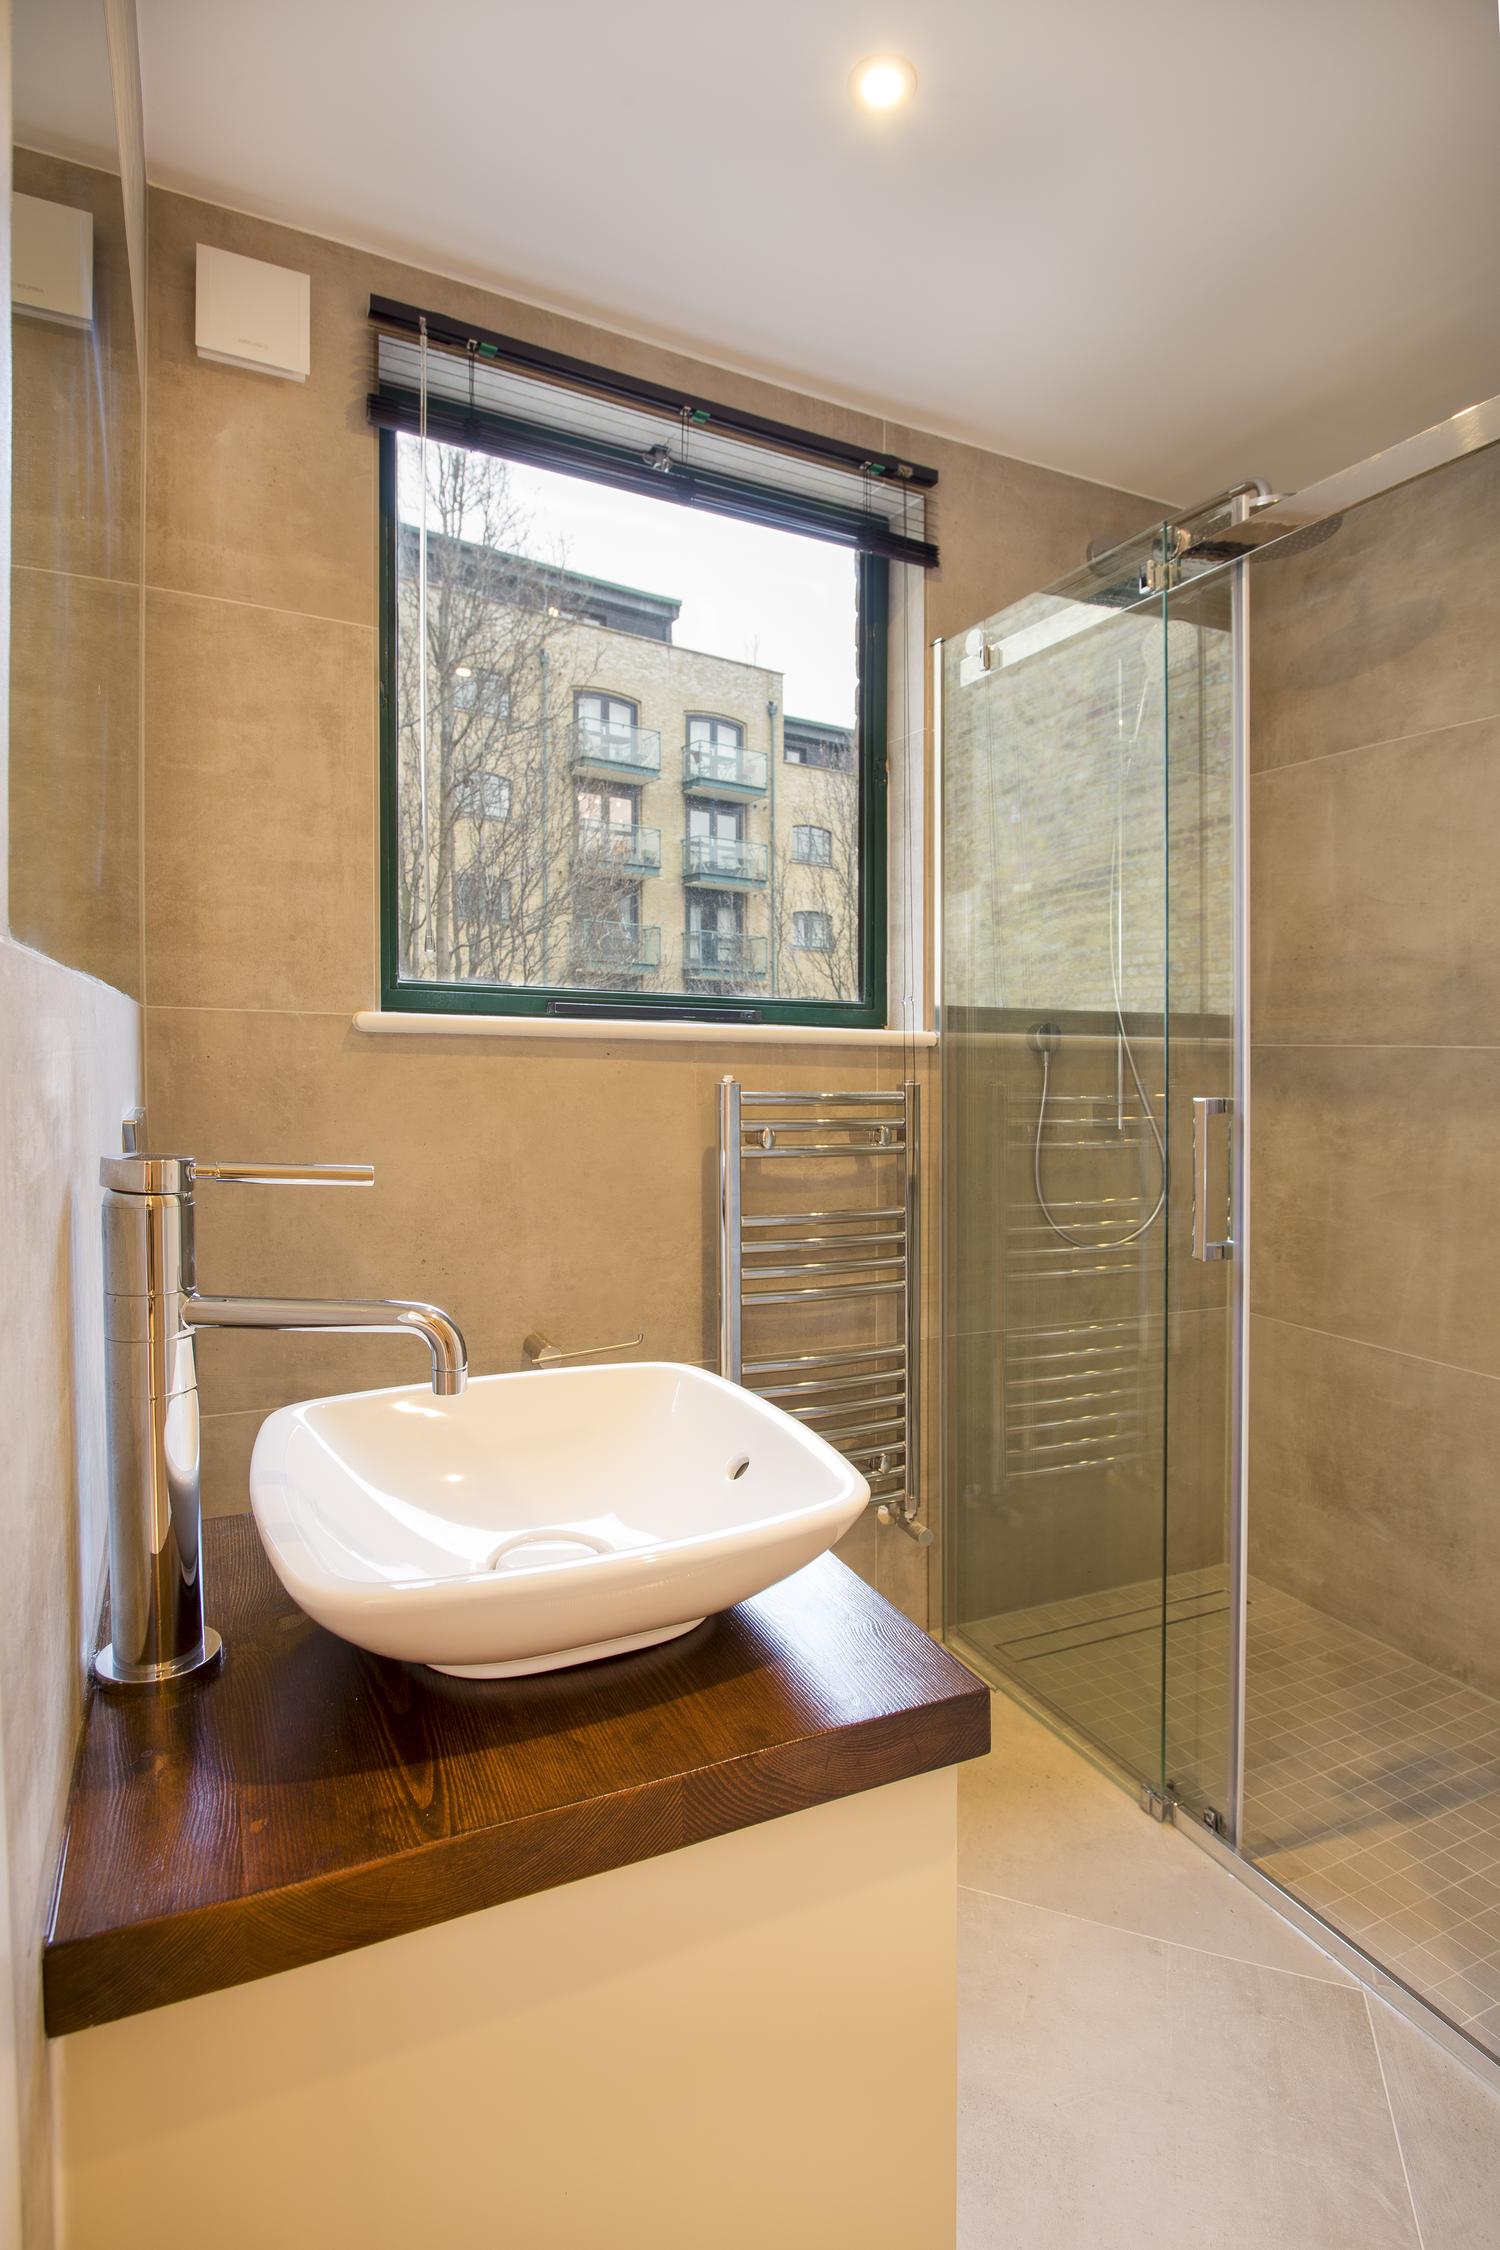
<box><xmin>404</xmin><ymin>440</ymin><xmax>858</xmax><ymax>726</ymax></box>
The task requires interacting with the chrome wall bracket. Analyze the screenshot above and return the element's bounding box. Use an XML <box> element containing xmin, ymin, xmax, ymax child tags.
<box><xmin>522</xmin><ymin>1329</ymin><xmax>644</xmax><ymax>1366</ymax></box>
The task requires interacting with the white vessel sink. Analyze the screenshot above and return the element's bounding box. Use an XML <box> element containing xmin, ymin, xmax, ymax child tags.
<box><xmin>248</xmin><ymin>1361</ymin><xmax>869</xmax><ymax>1677</ymax></box>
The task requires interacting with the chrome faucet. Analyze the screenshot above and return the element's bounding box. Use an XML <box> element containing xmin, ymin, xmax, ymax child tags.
<box><xmin>95</xmin><ymin>1152</ymin><xmax>468</xmax><ymax>1692</ymax></box>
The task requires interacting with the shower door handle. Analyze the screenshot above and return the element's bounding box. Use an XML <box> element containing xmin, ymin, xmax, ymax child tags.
<box><xmin>1191</xmin><ymin>1096</ymin><xmax>1234</xmax><ymax>1261</ymax></box>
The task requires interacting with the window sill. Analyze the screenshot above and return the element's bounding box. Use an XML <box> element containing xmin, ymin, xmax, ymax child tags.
<box><xmin>351</xmin><ymin>1010</ymin><xmax>936</xmax><ymax>1048</ymax></box>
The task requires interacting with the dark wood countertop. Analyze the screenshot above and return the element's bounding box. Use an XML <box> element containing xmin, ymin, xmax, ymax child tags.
<box><xmin>45</xmin><ymin>1516</ymin><xmax>989</xmax><ymax>2035</ymax></box>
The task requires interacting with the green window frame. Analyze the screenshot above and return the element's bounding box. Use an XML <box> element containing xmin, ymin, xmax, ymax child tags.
<box><xmin>377</xmin><ymin>430</ymin><xmax>888</xmax><ymax>1028</ymax></box>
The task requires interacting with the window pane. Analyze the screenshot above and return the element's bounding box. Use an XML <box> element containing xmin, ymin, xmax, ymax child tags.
<box><xmin>391</xmin><ymin>433</ymin><xmax>866</xmax><ymax>1006</ymax></box>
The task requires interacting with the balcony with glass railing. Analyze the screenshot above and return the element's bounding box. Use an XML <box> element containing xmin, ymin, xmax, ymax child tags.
<box><xmin>573</xmin><ymin>920</ymin><xmax>662</xmax><ymax>976</ymax></box>
<box><xmin>571</xmin><ymin>719</ymin><xmax>662</xmax><ymax>778</ymax></box>
<box><xmin>576</xmin><ymin>819</ymin><xmax>662</xmax><ymax>875</ymax></box>
<box><xmin>681</xmin><ymin>835</ymin><xmax>769</xmax><ymax>886</ymax></box>
<box><xmin>681</xmin><ymin>741</ymin><xmax>769</xmax><ymax>796</ymax></box>
<box><xmin>682</xmin><ymin>929</ymin><xmax>769</xmax><ymax>980</ymax></box>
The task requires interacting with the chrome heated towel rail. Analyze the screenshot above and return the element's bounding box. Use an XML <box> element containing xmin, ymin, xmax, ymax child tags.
<box><xmin>717</xmin><ymin>1079</ymin><xmax>931</xmax><ymax>1542</ymax></box>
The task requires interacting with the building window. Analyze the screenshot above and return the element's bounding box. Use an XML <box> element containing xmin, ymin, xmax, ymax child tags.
<box><xmin>784</xmin><ymin>720</ymin><xmax>854</xmax><ymax>771</ymax></box>
<box><xmin>458</xmin><ymin>770</ymin><xmax>511</xmax><ymax>821</ymax></box>
<box><xmin>454</xmin><ymin>869</ymin><xmax>513</xmax><ymax>926</ymax></box>
<box><xmin>575</xmin><ymin>691</ymin><xmax>646</xmax><ymax>761</ymax></box>
<box><xmin>454</xmin><ymin>667</ymin><xmax>511</xmax><ymax>720</ymax></box>
<box><xmin>381</xmin><ymin>419</ymin><xmax>890</xmax><ymax>1025</ymax></box>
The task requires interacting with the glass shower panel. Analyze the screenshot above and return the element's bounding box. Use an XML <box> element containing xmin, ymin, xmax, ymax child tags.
<box><xmin>1160</xmin><ymin>570</ymin><xmax>1238</xmax><ymax>1829</ymax></box>
<box><xmin>1240</xmin><ymin>438</ymin><xmax>1500</xmax><ymax>2064</ymax></box>
<box><xmin>942</xmin><ymin>549</ymin><xmax>1175</xmax><ymax>1790</ymax></box>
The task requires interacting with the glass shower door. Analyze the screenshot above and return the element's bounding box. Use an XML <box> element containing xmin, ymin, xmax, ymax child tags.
<box><xmin>1159</xmin><ymin>565</ymin><xmax>1239</xmax><ymax>1831</ymax></box>
<box><xmin>942</xmin><ymin>535</ymin><xmax>1182</xmax><ymax>1793</ymax></box>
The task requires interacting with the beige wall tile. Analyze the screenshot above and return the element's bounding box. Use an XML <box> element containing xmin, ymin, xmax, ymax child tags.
<box><xmin>830</xmin><ymin>1506</ymin><xmax>878</xmax><ymax>1590</ymax></box>
<box><xmin>877</xmin><ymin>1520</ymin><xmax>931</xmax><ymax>1632</ymax></box>
<box><xmin>143</xmin><ymin>591</ymin><xmax>376</xmax><ymax>1012</ymax></box>
<box><xmin>10</xmin><ymin>566</ymin><xmax>142</xmax><ymax>997</ymax></box>
<box><xmin>1249</xmin><ymin>1314</ymin><xmax>1500</xmax><ymax>1695</ymax></box>
<box><xmin>1250</xmin><ymin>442</ymin><xmax>1500</xmax><ymax>775</ymax></box>
<box><xmin>200</xmin><ymin>1409</ymin><xmax>263</xmax><ymax>1518</ymax></box>
<box><xmin>146</xmin><ymin>194</ymin><xmax>381</xmax><ymax>625</ymax></box>
<box><xmin>147</xmin><ymin>1005</ymin><xmax>717</xmax><ymax>1410</ymax></box>
<box><xmin>1251</xmin><ymin>717</ymin><xmax>1500</xmax><ymax>1046</ymax></box>
<box><xmin>13</xmin><ymin>149</ymin><xmax>140</xmax><ymax>586</ymax></box>
<box><xmin>1245</xmin><ymin>440</ymin><xmax>1500</xmax><ymax>1708</ymax></box>
<box><xmin>882</xmin><ymin>421</ymin><xmax>1160</xmax><ymax>648</ymax></box>
<box><xmin>1253</xmin><ymin>1043</ymin><xmax>1500</xmax><ymax>1379</ymax></box>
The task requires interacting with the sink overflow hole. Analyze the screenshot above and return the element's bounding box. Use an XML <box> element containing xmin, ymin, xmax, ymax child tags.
<box><xmin>485</xmin><ymin>1529</ymin><xmax>613</xmax><ymax>1573</ymax></box>
<box><xmin>728</xmin><ymin>1456</ymin><xmax>751</xmax><ymax>1481</ymax></box>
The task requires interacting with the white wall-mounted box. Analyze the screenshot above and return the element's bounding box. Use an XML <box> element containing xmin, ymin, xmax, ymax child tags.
<box><xmin>195</xmin><ymin>243</ymin><xmax>310</xmax><ymax>381</ymax></box>
<box><xmin>12</xmin><ymin>192</ymin><xmax>94</xmax><ymax>329</ymax></box>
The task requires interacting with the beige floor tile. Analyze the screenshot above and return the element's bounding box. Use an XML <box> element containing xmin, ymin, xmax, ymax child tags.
<box><xmin>959</xmin><ymin>1889</ymin><xmax>1420</xmax><ymax>2250</ymax></box>
<box><xmin>959</xmin><ymin>1690</ymin><xmax>1351</xmax><ymax>1982</ymax></box>
<box><xmin>1368</xmin><ymin>1998</ymin><xmax>1500</xmax><ymax>2249</ymax></box>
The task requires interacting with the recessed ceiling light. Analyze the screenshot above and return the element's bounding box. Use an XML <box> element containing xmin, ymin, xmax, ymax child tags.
<box><xmin>851</xmin><ymin>55</ymin><xmax>917</xmax><ymax>112</ymax></box>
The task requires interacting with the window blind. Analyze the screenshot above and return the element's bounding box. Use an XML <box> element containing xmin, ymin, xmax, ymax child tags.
<box><xmin>367</xmin><ymin>295</ymin><xmax>937</xmax><ymax>570</ymax></box>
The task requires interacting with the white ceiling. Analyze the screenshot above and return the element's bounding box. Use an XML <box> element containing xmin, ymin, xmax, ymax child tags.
<box><xmin>129</xmin><ymin>0</ymin><xmax>1500</xmax><ymax>503</ymax></box>
<box><xmin>15</xmin><ymin>0</ymin><xmax>116</xmax><ymax>172</ymax></box>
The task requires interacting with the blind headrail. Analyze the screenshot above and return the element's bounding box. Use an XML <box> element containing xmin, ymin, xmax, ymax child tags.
<box><xmin>368</xmin><ymin>293</ymin><xmax>938</xmax><ymax>493</ymax></box>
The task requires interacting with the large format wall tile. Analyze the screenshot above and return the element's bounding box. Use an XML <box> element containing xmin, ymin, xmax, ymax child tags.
<box><xmin>144</xmin><ymin>592</ymin><xmax>377</xmax><ymax>1013</ymax></box>
<box><xmin>1252</xmin><ymin>1043</ymin><xmax>1500</xmax><ymax>1379</ymax></box>
<box><xmin>1250</xmin><ymin>442</ymin><xmax>1500</xmax><ymax>775</ymax></box>
<box><xmin>13</xmin><ymin>149</ymin><xmax>141</xmax><ymax>586</ymax></box>
<box><xmin>1251</xmin><ymin>715</ymin><xmax>1500</xmax><ymax>1046</ymax></box>
<box><xmin>147</xmin><ymin>1005</ymin><xmax>722</xmax><ymax>1414</ymax></box>
<box><xmin>146</xmin><ymin>195</ymin><xmax>380</xmax><ymax>626</ymax></box>
<box><xmin>146</xmin><ymin>1011</ymin><xmax>913</xmax><ymax>1436</ymax></box>
<box><xmin>10</xmin><ymin>567</ymin><xmax>142</xmax><ymax>997</ymax></box>
<box><xmin>1249</xmin><ymin>1315</ymin><xmax>1500</xmax><ymax>1695</ymax></box>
